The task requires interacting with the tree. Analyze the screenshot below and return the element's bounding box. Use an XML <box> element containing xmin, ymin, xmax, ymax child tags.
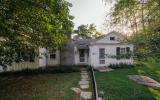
<box><xmin>73</xmin><ymin>24</ymin><xmax>101</xmax><ymax>39</ymax></box>
<box><xmin>106</xmin><ymin>0</ymin><xmax>160</xmax><ymax>59</ymax></box>
<box><xmin>0</xmin><ymin>0</ymin><xmax>74</xmax><ymax>67</ymax></box>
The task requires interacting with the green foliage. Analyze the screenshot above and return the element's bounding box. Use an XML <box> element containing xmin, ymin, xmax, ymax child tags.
<box><xmin>0</xmin><ymin>65</ymin><xmax>83</xmax><ymax>75</ymax></box>
<box><xmin>109</xmin><ymin>63</ymin><xmax>135</xmax><ymax>69</ymax></box>
<box><xmin>108</xmin><ymin>0</ymin><xmax>160</xmax><ymax>59</ymax></box>
<box><xmin>105</xmin><ymin>52</ymin><xmax>133</xmax><ymax>59</ymax></box>
<box><xmin>73</xmin><ymin>24</ymin><xmax>102</xmax><ymax>39</ymax></box>
<box><xmin>0</xmin><ymin>0</ymin><xmax>74</xmax><ymax>66</ymax></box>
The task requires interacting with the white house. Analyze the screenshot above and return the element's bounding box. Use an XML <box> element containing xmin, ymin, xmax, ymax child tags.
<box><xmin>0</xmin><ymin>31</ymin><xmax>134</xmax><ymax>72</ymax></box>
<box><xmin>72</xmin><ymin>31</ymin><xmax>134</xmax><ymax>68</ymax></box>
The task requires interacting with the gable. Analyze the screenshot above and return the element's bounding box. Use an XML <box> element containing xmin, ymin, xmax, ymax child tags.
<box><xmin>91</xmin><ymin>31</ymin><xmax>124</xmax><ymax>44</ymax></box>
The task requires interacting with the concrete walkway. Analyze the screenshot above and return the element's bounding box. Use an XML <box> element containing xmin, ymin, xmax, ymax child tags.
<box><xmin>71</xmin><ymin>68</ymin><xmax>92</xmax><ymax>100</ymax></box>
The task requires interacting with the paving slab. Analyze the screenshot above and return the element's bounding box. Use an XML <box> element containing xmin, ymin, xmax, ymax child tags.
<box><xmin>81</xmin><ymin>71</ymin><xmax>88</xmax><ymax>73</ymax></box>
<box><xmin>81</xmin><ymin>68</ymin><xmax>87</xmax><ymax>71</ymax></box>
<box><xmin>80</xmin><ymin>84</ymin><xmax>89</xmax><ymax>89</ymax></box>
<box><xmin>79</xmin><ymin>80</ymin><xmax>89</xmax><ymax>85</ymax></box>
<box><xmin>80</xmin><ymin>91</ymin><xmax>92</xmax><ymax>100</ymax></box>
<box><xmin>71</xmin><ymin>87</ymin><xmax>82</xmax><ymax>94</ymax></box>
<box><xmin>81</xmin><ymin>78</ymin><xmax>90</xmax><ymax>81</ymax></box>
<box><xmin>128</xmin><ymin>75</ymin><xmax>160</xmax><ymax>90</ymax></box>
<box><xmin>81</xmin><ymin>75</ymin><xmax>89</xmax><ymax>79</ymax></box>
<box><xmin>98</xmin><ymin>97</ymin><xmax>103</xmax><ymax>100</ymax></box>
<box><xmin>81</xmin><ymin>73</ymin><xmax>88</xmax><ymax>75</ymax></box>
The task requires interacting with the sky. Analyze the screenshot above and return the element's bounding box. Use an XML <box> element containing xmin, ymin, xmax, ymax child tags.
<box><xmin>66</xmin><ymin>0</ymin><xmax>113</xmax><ymax>33</ymax></box>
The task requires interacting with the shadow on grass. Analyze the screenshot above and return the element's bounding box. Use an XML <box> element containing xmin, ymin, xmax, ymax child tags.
<box><xmin>95</xmin><ymin>62</ymin><xmax>160</xmax><ymax>100</ymax></box>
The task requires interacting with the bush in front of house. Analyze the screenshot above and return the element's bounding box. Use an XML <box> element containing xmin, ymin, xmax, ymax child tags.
<box><xmin>109</xmin><ymin>63</ymin><xmax>135</xmax><ymax>69</ymax></box>
<box><xmin>0</xmin><ymin>65</ymin><xmax>88</xmax><ymax>76</ymax></box>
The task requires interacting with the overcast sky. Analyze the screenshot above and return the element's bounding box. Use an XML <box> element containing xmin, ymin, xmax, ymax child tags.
<box><xmin>67</xmin><ymin>0</ymin><xmax>113</xmax><ymax>33</ymax></box>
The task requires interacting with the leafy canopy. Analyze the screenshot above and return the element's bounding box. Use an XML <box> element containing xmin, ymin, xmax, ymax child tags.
<box><xmin>73</xmin><ymin>24</ymin><xmax>101</xmax><ymax>39</ymax></box>
<box><xmin>0</xmin><ymin>0</ymin><xmax>74</xmax><ymax>66</ymax></box>
<box><xmin>107</xmin><ymin>0</ymin><xmax>160</xmax><ymax>59</ymax></box>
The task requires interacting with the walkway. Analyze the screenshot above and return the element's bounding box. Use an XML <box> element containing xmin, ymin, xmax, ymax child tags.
<box><xmin>71</xmin><ymin>68</ymin><xmax>92</xmax><ymax>100</ymax></box>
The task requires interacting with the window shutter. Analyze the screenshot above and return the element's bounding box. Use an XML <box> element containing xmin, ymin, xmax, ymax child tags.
<box><xmin>126</xmin><ymin>47</ymin><xmax>130</xmax><ymax>54</ymax></box>
<box><xmin>116</xmin><ymin>47</ymin><xmax>120</xmax><ymax>60</ymax></box>
<box><xmin>126</xmin><ymin>47</ymin><xmax>131</xmax><ymax>59</ymax></box>
<box><xmin>116</xmin><ymin>47</ymin><xmax>120</xmax><ymax>56</ymax></box>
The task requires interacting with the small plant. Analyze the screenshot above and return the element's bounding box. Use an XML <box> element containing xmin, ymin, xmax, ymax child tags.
<box><xmin>109</xmin><ymin>63</ymin><xmax>135</xmax><ymax>69</ymax></box>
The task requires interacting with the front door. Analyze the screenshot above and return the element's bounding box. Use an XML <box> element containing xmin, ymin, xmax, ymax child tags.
<box><xmin>79</xmin><ymin>49</ymin><xmax>85</xmax><ymax>63</ymax></box>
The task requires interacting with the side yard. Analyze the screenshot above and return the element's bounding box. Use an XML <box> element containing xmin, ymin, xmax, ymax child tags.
<box><xmin>95</xmin><ymin>62</ymin><xmax>160</xmax><ymax>100</ymax></box>
<box><xmin>0</xmin><ymin>66</ymin><xmax>80</xmax><ymax>100</ymax></box>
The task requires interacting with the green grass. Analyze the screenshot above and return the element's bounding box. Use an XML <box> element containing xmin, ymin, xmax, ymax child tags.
<box><xmin>95</xmin><ymin>62</ymin><xmax>160</xmax><ymax>100</ymax></box>
<box><xmin>0</xmin><ymin>73</ymin><xmax>80</xmax><ymax>100</ymax></box>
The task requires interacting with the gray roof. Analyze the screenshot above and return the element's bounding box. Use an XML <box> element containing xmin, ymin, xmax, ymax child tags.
<box><xmin>73</xmin><ymin>39</ymin><xmax>93</xmax><ymax>49</ymax></box>
<box><xmin>70</xmin><ymin>31</ymin><xmax>127</xmax><ymax>49</ymax></box>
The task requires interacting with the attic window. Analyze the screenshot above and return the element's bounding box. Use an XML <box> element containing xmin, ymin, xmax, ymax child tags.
<box><xmin>110</xmin><ymin>37</ymin><xmax>115</xmax><ymax>41</ymax></box>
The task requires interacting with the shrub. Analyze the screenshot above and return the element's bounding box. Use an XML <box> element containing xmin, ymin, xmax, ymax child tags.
<box><xmin>0</xmin><ymin>64</ymin><xmax>87</xmax><ymax>76</ymax></box>
<box><xmin>109</xmin><ymin>63</ymin><xmax>135</xmax><ymax>69</ymax></box>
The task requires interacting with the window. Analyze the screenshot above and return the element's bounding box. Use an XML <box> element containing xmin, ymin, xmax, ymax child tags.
<box><xmin>99</xmin><ymin>60</ymin><xmax>105</xmax><ymax>64</ymax></box>
<box><xmin>99</xmin><ymin>48</ymin><xmax>105</xmax><ymax>59</ymax></box>
<box><xmin>120</xmin><ymin>48</ymin><xmax>126</xmax><ymax>55</ymax></box>
<box><xmin>49</xmin><ymin>49</ymin><xmax>56</xmax><ymax>59</ymax></box>
<box><xmin>110</xmin><ymin>37</ymin><xmax>115</xmax><ymax>41</ymax></box>
<box><xmin>99</xmin><ymin>48</ymin><xmax>105</xmax><ymax>64</ymax></box>
<box><xmin>116</xmin><ymin>47</ymin><xmax>131</xmax><ymax>59</ymax></box>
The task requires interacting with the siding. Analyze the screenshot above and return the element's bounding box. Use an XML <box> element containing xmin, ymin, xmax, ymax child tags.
<box><xmin>89</xmin><ymin>44</ymin><xmax>134</xmax><ymax>68</ymax></box>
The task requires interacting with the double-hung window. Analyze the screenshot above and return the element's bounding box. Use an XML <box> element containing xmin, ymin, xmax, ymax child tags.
<box><xmin>116</xmin><ymin>47</ymin><xmax>131</xmax><ymax>59</ymax></box>
<box><xmin>99</xmin><ymin>48</ymin><xmax>105</xmax><ymax>64</ymax></box>
<box><xmin>49</xmin><ymin>49</ymin><xmax>56</xmax><ymax>59</ymax></box>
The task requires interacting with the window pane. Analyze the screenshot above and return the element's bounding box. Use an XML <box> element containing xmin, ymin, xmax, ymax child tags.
<box><xmin>99</xmin><ymin>60</ymin><xmax>105</xmax><ymax>64</ymax></box>
<box><xmin>126</xmin><ymin>47</ymin><xmax>130</xmax><ymax>53</ymax></box>
<box><xmin>80</xmin><ymin>57</ymin><xmax>85</xmax><ymax>62</ymax></box>
<box><xmin>50</xmin><ymin>49</ymin><xmax>56</xmax><ymax>59</ymax></box>
<box><xmin>79</xmin><ymin>49</ymin><xmax>85</xmax><ymax>57</ymax></box>
<box><xmin>50</xmin><ymin>54</ymin><xmax>56</xmax><ymax>59</ymax></box>
<box><xmin>120</xmin><ymin>48</ymin><xmax>125</xmax><ymax>54</ymax></box>
<box><xmin>110</xmin><ymin>37</ymin><xmax>115</xmax><ymax>40</ymax></box>
<box><xmin>99</xmin><ymin>48</ymin><xmax>105</xmax><ymax>59</ymax></box>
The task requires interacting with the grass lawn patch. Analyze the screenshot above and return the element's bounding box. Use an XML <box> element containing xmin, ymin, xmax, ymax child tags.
<box><xmin>95</xmin><ymin>62</ymin><xmax>160</xmax><ymax>100</ymax></box>
<box><xmin>0</xmin><ymin>72</ymin><xmax>80</xmax><ymax>100</ymax></box>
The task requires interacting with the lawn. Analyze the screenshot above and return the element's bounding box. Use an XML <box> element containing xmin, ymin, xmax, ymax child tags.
<box><xmin>95</xmin><ymin>62</ymin><xmax>160</xmax><ymax>100</ymax></box>
<box><xmin>0</xmin><ymin>72</ymin><xmax>80</xmax><ymax>100</ymax></box>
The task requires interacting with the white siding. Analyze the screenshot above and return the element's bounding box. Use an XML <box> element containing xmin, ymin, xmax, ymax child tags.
<box><xmin>94</xmin><ymin>32</ymin><xmax>123</xmax><ymax>44</ymax></box>
<box><xmin>89</xmin><ymin>44</ymin><xmax>134</xmax><ymax>68</ymax></box>
<box><xmin>46</xmin><ymin>50</ymin><xmax>60</xmax><ymax>66</ymax></box>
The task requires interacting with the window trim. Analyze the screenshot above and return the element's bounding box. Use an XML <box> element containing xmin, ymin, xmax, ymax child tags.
<box><xmin>116</xmin><ymin>47</ymin><xmax>131</xmax><ymax>60</ymax></box>
<box><xmin>110</xmin><ymin>37</ymin><xmax>115</xmax><ymax>41</ymax></box>
<box><xmin>99</xmin><ymin>48</ymin><xmax>105</xmax><ymax>64</ymax></box>
<box><xmin>49</xmin><ymin>49</ymin><xmax>56</xmax><ymax>59</ymax></box>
